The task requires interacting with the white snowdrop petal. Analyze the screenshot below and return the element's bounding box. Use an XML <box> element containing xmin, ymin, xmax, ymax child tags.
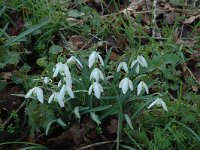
<box><xmin>123</xmin><ymin>62</ymin><xmax>128</xmax><ymax>73</ymax></box>
<box><xmin>147</xmin><ymin>99</ymin><xmax>159</xmax><ymax>109</ymax></box>
<box><xmin>88</xmin><ymin>84</ymin><xmax>93</xmax><ymax>95</ymax></box>
<box><xmin>66</xmin><ymin>86</ymin><xmax>74</xmax><ymax>98</ymax></box>
<box><xmin>97</xmin><ymin>54</ymin><xmax>104</xmax><ymax>66</ymax></box>
<box><xmin>117</xmin><ymin>63</ymin><xmax>122</xmax><ymax>72</ymax></box>
<box><xmin>58</xmin><ymin>98</ymin><xmax>64</xmax><ymax>107</ymax></box>
<box><xmin>57</xmin><ymin>85</ymin><xmax>65</xmax><ymax>107</ymax></box>
<box><xmin>142</xmin><ymin>82</ymin><xmax>149</xmax><ymax>94</ymax></box>
<box><xmin>43</xmin><ymin>77</ymin><xmax>50</xmax><ymax>84</ymax></box>
<box><xmin>36</xmin><ymin>88</ymin><xmax>44</xmax><ymax>103</ymax></box>
<box><xmin>75</xmin><ymin>58</ymin><xmax>83</xmax><ymax>68</ymax></box>
<box><xmin>53</xmin><ymin>65</ymin><xmax>61</xmax><ymax>77</ymax></box>
<box><xmin>25</xmin><ymin>88</ymin><xmax>35</xmax><ymax>98</ymax></box>
<box><xmin>63</xmin><ymin>64</ymin><xmax>71</xmax><ymax>77</ymax></box>
<box><xmin>48</xmin><ymin>93</ymin><xmax>55</xmax><ymax>103</ymax></box>
<box><xmin>122</xmin><ymin>78</ymin><xmax>129</xmax><ymax>94</ymax></box>
<box><xmin>135</xmin><ymin>64</ymin><xmax>140</xmax><ymax>74</ymax></box>
<box><xmin>137</xmin><ymin>82</ymin><xmax>143</xmax><ymax>95</ymax></box>
<box><xmin>67</xmin><ymin>57</ymin><xmax>73</xmax><ymax>63</ymax></box>
<box><xmin>58</xmin><ymin>80</ymin><xmax>62</xmax><ymax>87</ymax></box>
<box><xmin>88</xmin><ymin>52</ymin><xmax>96</xmax><ymax>68</ymax></box>
<box><xmin>128</xmin><ymin>79</ymin><xmax>133</xmax><ymax>91</ymax></box>
<box><xmin>161</xmin><ymin>100</ymin><xmax>168</xmax><ymax>112</ymax></box>
<box><xmin>130</xmin><ymin>60</ymin><xmax>137</xmax><ymax>68</ymax></box>
<box><xmin>94</xmin><ymin>82</ymin><xmax>101</xmax><ymax>99</ymax></box>
<box><xmin>65</xmin><ymin>77</ymin><xmax>72</xmax><ymax>88</ymax></box>
<box><xmin>137</xmin><ymin>55</ymin><xmax>148</xmax><ymax>68</ymax></box>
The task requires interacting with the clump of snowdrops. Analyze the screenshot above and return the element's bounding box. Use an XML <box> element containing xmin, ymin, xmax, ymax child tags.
<box><xmin>25</xmin><ymin>50</ymin><xmax>168</xmax><ymax>135</ymax></box>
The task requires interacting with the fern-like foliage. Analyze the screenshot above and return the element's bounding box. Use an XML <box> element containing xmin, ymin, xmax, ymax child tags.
<box><xmin>26</xmin><ymin>100</ymin><xmax>55</xmax><ymax>134</ymax></box>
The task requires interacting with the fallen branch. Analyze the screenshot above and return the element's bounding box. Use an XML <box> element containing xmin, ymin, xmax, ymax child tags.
<box><xmin>76</xmin><ymin>140</ymin><xmax>116</xmax><ymax>150</ymax></box>
<box><xmin>0</xmin><ymin>100</ymin><xmax>26</xmax><ymax>128</ymax></box>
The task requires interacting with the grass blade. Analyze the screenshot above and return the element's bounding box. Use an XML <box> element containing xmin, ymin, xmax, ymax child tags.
<box><xmin>5</xmin><ymin>19</ymin><xmax>50</xmax><ymax>46</ymax></box>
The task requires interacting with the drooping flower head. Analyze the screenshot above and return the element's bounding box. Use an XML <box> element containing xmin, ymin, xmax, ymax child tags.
<box><xmin>148</xmin><ymin>98</ymin><xmax>168</xmax><ymax>112</ymax></box>
<box><xmin>131</xmin><ymin>55</ymin><xmax>148</xmax><ymax>74</ymax></box>
<box><xmin>137</xmin><ymin>81</ymin><xmax>149</xmax><ymax>95</ymax></box>
<box><xmin>88</xmin><ymin>82</ymin><xmax>103</xmax><ymax>99</ymax></box>
<box><xmin>88</xmin><ymin>51</ymin><xmax>104</xmax><ymax>68</ymax></box>
<box><xmin>54</xmin><ymin>85</ymin><xmax>74</xmax><ymax>107</ymax></box>
<box><xmin>53</xmin><ymin>62</ymin><xmax>71</xmax><ymax>78</ymax></box>
<box><xmin>67</xmin><ymin>56</ymin><xmax>83</xmax><ymax>68</ymax></box>
<box><xmin>119</xmin><ymin>77</ymin><xmax>133</xmax><ymax>94</ymax></box>
<box><xmin>117</xmin><ymin>62</ymin><xmax>129</xmax><ymax>73</ymax></box>
<box><xmin>25</xmin><ymin>87</ymin><xmax>44</xmax><ymax>103</ymax></box>
<box><xmin>42</xmin><ymin>77</ymin><xmax>52</xmax><ymax>84</ymax></box>
<box><xmin>90</xmin><ymin>68</ymin><xmax>104</xmax><ymax>82</ymax></box>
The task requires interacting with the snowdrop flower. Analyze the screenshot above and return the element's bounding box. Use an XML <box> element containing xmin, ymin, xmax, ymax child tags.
<box><xmin>64</xmin><ymin>77</ymin><xmax>73</xmax><ymax>88</ymax></box>
<box><xmin>88</xmin><ymin>51</ymin><xmax>104</xmax><ymax>68</ymax></box>
<box><xmin>119</xmin><ymin>77</ymin><xmax>133</xmax><ymax>94</ymax></box>
<box><xmin>88</xmin><ymin>82</ymin><xmax>103</xmax><ymax>99</ymax></box>
<box><xmin>90</xmin><ymin>68</ymin><xmax>104</xmax><ymax>82</ymax></box>
<box><xmin>48</xmin><ymin>92</ymin><xmax>59</xmax><ymax>103</ymax></box>
<box><xmin>57</xmin><ymin>77</ymin><xmax>72</xmax><ymax>88</ymax></box>
<box><xmin>56</xmin><ymin>85</ymin><xmax>65</xmax><ymax>107</ymax></box>
<box><xmin>42</xmin><ymin>77</ymin><xmax>52</xmax><ymax>84</ymax></box>
<box><xmin>131</xmin><ymin>55</ymin><xmax>148</xmax><ymax>73</ymax></box>
<box><xmin>148</xmin><ymin>98</ymin><xmax>168</xmax><ymax>112</ymax></box>
<box><xmin>25</xmin><ymin>87</ymin><xmax>44</xmax><ymax>103</ymax></box>
<box><xmin>117</xmin><ymin>62</ymin><xmax>128</xmax><ymax>73</ymax></box>
<box><xmin>137</xmin><ymin>81</ymin><xmax>149</xmax><ymax>95</ymax></box>
<box><xmin>56</xmin><ymin>85</ymin><xmax>74</xmax><ymax>107</ymax></box>
<box><xmin>67</xmin><ymin>56</ymin><xmax>83</xmax><ymax>68</ymax></box>
<box><xmin>53</xmin><ymin>62</ymin><xmax>71</xmax><ymax>78</ymax></box>
<box><xmin>58</xmin><ymin>80</ymin><xmax>62</xmax><ymax>87</ymax></box>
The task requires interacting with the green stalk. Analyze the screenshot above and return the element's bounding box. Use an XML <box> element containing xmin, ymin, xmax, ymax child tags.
<box><xmin>116</xmin><ymin>93</ymin><xmax>124</xmax><ymax>150</ymax></box>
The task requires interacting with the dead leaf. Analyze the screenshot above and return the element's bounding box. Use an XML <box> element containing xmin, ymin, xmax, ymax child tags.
<box><xmin>164</xmin><ymin>3</ymin><xmax>175</xmax><ymax>11</ymax></box>
<box><xmin>184</xmin><ymin>15</ymin><xmax>200</xmax><ymax>24</ymax></box>
<box><xmin>142</xmin><ymin>13</ymin><xmax>150</xmax><ymax>24</ymax></box>
<box><xmin>165</xmin><ymin>12</ymin><xmax>179</xmax><ymax>24</ymax></box>
<box><xmin>2</xmin><ymin>72</ymin><xmax>12</xmax><ymax>81</ymax></box>
<box><xmin>69</xmin><ymin>35</ymin><xmax>92</xmax><ymax>51</ymax></box>
<box><xmin>192</xmin><ymin>85</ymin><xmax>198</xmax><ymax>92</ymax></box>
<box><xmin>121</xmin><ymin>0</ymin><xmax>144</xmax><ymax>16</ymax></box>
<box><xmin>106</xmin><ymin>118</ymin><xmax>118</xmax><ymax>134</ymax></box>
<box><xmin>110</xmin><ymin>52</ymin><xmax>119</xmax><ymax>61</ymax></box>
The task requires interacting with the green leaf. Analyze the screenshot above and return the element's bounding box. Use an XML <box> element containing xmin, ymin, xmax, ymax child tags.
<box><xmin>124</xmin><ymin>114</ymin><xmax>133</xmax><ymax>130</ymax></box>
<box><xmin>120</xmin><ymin>144</ymin><xmax>136</xmax><ymax>150</ymax></box>
<box><xmin>90</xmin><ymin>112</ymin><xmax>101</xmax><ymax>125</ymax></box>
<box><xmin>74</xmin><ymin>106</ymin><xmax>81</xmax><ymax>119</ymax></box>
<box><xmin>68</xmin><ymin>9</ymin><xmax>82</xmax><ymax>18</ymax></box>
<box><xmin>0</xmin><ymin>51</ymin><xmax>20</xmax><ymax>69</ymax></box>
<box><xmin>82</xmin><ymin>105</ymin><xmax>112</xmax><ymax>114</ymax></box>
<box><xmin>45</xmin><ymin>120</ymin><xmax>56</xmax><ymax>135</ymax></box>
<box><xmin>36</xmin><ymin>57</ymin><xmax>48</xmax><ymax>67</ymax></box>
<box><xmin>5</xmin><ymin>19</ymin><xmax>50</xmax><ymax>46</ymax></box>
<box><xmin>56</xmin><ymin>118</ymin><xmax>66</xmax><ymax>127</ymax></box>
<box><xmin>0</xmin><ymin>80</ymin><xmax>6</xmax><ymax>91</ymax></box>
<box><xmin>49</xmin><ymin>45</ymin><xmax>63</xmax><ymax>54</ymax></box>
<box><xmin>0</xmin><ymin>6</ymin><xmax>6</xmax><ymax>16</ymax></box>
<box><xmin>163</xmin><ymin>54</ymin><xmax>180</xmax><ymax>66</ymax></box>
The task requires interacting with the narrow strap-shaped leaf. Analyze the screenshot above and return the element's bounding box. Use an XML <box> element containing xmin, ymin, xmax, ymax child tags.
<box><xmin>124</xmin><ymin>114</ymin><xmax>133</xmax><ymax>130</ymax></box>
<box><xmin>5</xmin><ymin>19</ymin><xmax>50</xmax><ymax>46</ymax></box>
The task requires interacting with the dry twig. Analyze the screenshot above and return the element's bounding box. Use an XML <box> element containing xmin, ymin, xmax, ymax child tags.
<box><xmin>76</xmin><ymin>140</ymin><xmax>116</xmax><ymax>150</ymax></box>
